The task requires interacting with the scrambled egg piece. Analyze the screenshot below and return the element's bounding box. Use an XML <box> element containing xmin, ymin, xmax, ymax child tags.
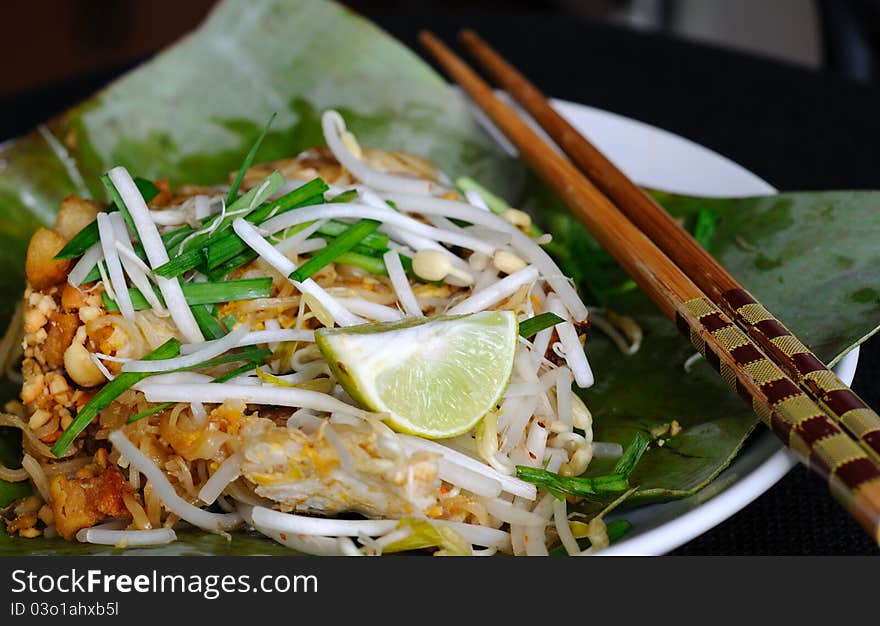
<box><xmin>239</xmin><ymin>417</ymin><xmax>440</xmax><ymax>519</ymax></box>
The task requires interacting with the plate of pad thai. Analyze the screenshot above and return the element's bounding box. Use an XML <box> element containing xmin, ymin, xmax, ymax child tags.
<box><xmin>2</xmin><ymin>109</ymin><xmax>638</xmax><ymax>556</ymax></box>
<box><xmin>0</xmin><ymin>0</ymin><xmax>874</xmax><ymax>556</ymax></box>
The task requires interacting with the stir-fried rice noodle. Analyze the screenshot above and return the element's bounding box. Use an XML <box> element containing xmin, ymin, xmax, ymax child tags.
<box><xmin>21</xmin><ymin>454</ymin><xmax>52</xmax><ymax>502</ymax></box>
<box><xmin>0</xmin><ymin>461</ymin><xmax>30</xmax><ymax>483</ymax></box>
<box><xmin>4</xmin><ymin>109</ymin><xmax>612</xmax><ymax>556</ymax></box>
<box><xmin>77</xmin><ymin>527</ymin><xmax>177</xmax><ymax>546</ymax></box>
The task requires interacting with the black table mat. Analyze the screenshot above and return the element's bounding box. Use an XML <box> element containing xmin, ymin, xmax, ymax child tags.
<box><xmin>3</xmin><ymin>8</ymin><xmax>879</xmax><ymax>554</ymax></box>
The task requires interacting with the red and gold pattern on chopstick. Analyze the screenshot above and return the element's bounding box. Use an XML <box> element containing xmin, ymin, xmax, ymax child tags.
<box><xmin>722</xmin><ymin>288</ymin><xmax>880</xmax><ymax>463</ymax></box>
<box><xmin>677</xmin><ymin>296</ymin><xmax>880</xmax><ymax>537</ymax></box>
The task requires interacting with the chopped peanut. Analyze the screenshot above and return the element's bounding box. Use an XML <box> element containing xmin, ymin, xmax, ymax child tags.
<box><xmin>47</xmin><ymin>372</ymin><xmax>69</xmax><ymax>395</ymax></box>
<box><xmin>20</xmin><ymin>368</ymin><xmax>44</xmax><ymax>404</ymax></box>
<box><xmin>78</xmin><ymin>306</ymin><xmax>102</xmax><ymax>324</ymax></box>
<box><xmin>63</xmin><ymin>342</ymin><xmax>106</xmax><ymax>387</ymax></box>
<box><xmin>28</xmin><ymin>408</ymin><xmax>52</xmax><ymax>430</ymax></box>
<box><xmin>61</xmin><ymin>284</ymin><xmax>89</xmax><ymax>311</ymax></box>
<box><xmin>23</xmin><ymin>307</ymin><xmax>47</xmax><ymax>334</ymax></box>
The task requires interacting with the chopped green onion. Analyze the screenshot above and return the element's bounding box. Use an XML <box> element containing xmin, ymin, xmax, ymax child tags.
<box><xmin>179</xmin><ymin>277</ymin><xmax>274</xmax><ymax>305</ymax></box>
<box><xmin>693</xmin><ymin>209</ymin><xmax>717</xmax><ymax>251</ymax></box>
<box><xmin>613</xmin><ymin>431</ymin><xmax>651</xmax><ymax>477</ymax></box>
<box><xmin>517</xmin><ymin>432</ymin><xmax>648</xmax><ymax>502</ymax></box>
<box><xmin>334</xmin><ymin>248</ymin><xmax>415</xmax><ymax>275</ymax></box>
<box><xmin>206</xmin><ymin>251</ymin><xmax>258</xmax><ymax>281</ymax></box>
<box><xmin>519</xmin><ymin>312</ymin><xmax>564</xmax><ymax>338</ymax></box>
<box><xmin>184</xmin><ymin>347</ymin><xmax>272</xmax><ymax>371</ymax></box>
<box><xmin>208</xmin><ymin>170</ymin><xmax>286</xmax><ymax>243</ymax></box>
<box><xmin>54</xmin><ymin>177</ymin><xmax>159</xmax><ymax>260</ymax></box>
<box><xmin>162</xmin><ymin>229</ymin><xmax>195</xmax><ymax>254</ymax></box>
<box><xmin>289</xmin><ymin>219</ymin><xmax>380</xmax><ymax>282</ymax></box>
<box><xmin>348</xmin><ymin>242</ymin><xmax>387</xmax><ymax>258</ymax></box>
<box><xmin>150</xmin><ymin>171</ymin><xmax>283</xmax><ymax>278</ymax></box>
<box><xmin>205</xmin><ymin>230</ymin><xmax>394</xmax><ymax>281</ymax></box>
<box><xmin>328</xmin><ymin>188</ymin><xmax>397</xmax><ymax>209</ymax></box>
<box><xmin>204</xmin><ymin>179</ymin><xmax>331</xmax><ymax>269</ymax></box>
<box><xmin>239</xmin><ymin>219</ymin><xmax>390</xmax><ymax>263</ymax></box>
<box><xmin>126</xmin><ymin>350</ymin><xmax>267</xmax><ymax>424</ymax></box>
<box><xmin>190</xmin><ymin>304</ymin><xmax>225</xmax><ymax>340</ymax></box>
<box><xmin>226</xmin><ymin>114</ymin><xmax>276</xmax><ymax>207</ymax></box>
<box><xmin>201</xmin><ymin>193</ymin><xmax>327</xmax><ymax>269</ymax></box>
<box><xmin>221</xmin><ymin>314</ymin><xmax>239</xmax><ymax>332</ymax></box>
<box><xmin>152</xmin><ymin>248</ymin><xmax>204</xmax><ymax>278</ymax></box>
<box><xmin>398</xmin><ymin>253</ymin><xmax>415</xmax><ymax>274</ymax></box>
<box><xmin>514</xmin><ymin>466</ymin><xmax>630</xmax><ymax>500</ymax></box>
<box><xmin>205</xmin><ymin>236</ymin><xmax>259</xmax><ymax>271</ymax></box>
<box><xmin>51</xmin><ymin>338</ymin><xmax>182</xmax><ymax>457</ymax></box>
<box><xmin>131</xmin><ymin>178</ymin><xmax>160</xmax><ymax>206</ymax></box>
<box><xmin>213</xmin><ymin>361</ymin><xmax>260</xmax><ymax>383</ymax></box>
<box><xmin>607</xmin><ymin>518</ymin><xmax>633</xmax><ymax>542</ymax></box>
<box><xmin>101</xmin><ymin>278</ymin><xmax>273</xmax><ymax>312</ymax></box>
<box><xmin>455</xmin><ymin>176</ymin><xmax>510</xmax><ymax>214</ymax></box>
<box><xmin>79</xmin><ymin>265</ymin><xmax>101</xmax><ymax>284</ymax></box>
<box><xmin>456</xmin><ymin>176</ymin><xmax>544</xmax><ymax>237</ymax></box>
<box><xmin>161</xmin><ymin>224</ymin><xmax>193</xmax><ymax>247</ymax></box>
<box><xmin>329</xmin><ymin>189</ymin><xmax>359</xmax><ymax>203</ymax></box>
<box><xmin>80</xmin><ymin>246</ymin><xmax>151</xmax><ymax>284</ymax></box>
<box><xmin>126</xmin><ymin>403</ymin><xmax>173</xmax><ymax>424</ymax></box>
<box><xmin>315</xmin><ymin>220</ymin><xmax>388</xmax><ymax>251</ymax></box>
<box><xmin>605</xmin><ymin>279</ymin><xmax>639</xmax><ymax>297</ymax></box>
<box><xmin>219</xmin><ymin>170</ymin><xmax>286</xmax><ymax>226</ymax></box>
<box><xmin>166</xmin><ymin>180</ymin><xmax>328</xmax><ymax>277</ymax></box>
<box><xmin>334</xmin><ymin>250</ymin><xmax>389</xmax><ymax>275</ymax></box>
<box><xmin>246</xmin><ymin>178</ymin><xmax>329</xmax><ymax>224</ymax></box>
<box><xmin>100</xmin><ymin>174</ymin><xmax>140</xmax><ymax>241</ymax></box>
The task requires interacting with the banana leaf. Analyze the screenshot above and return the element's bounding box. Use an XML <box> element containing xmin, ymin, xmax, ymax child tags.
<box><xmin>1</xmin><ymin>0</ymin><xmax>879</xmax><ymax>554</ymax></box>
<box><xmin>533</xmin><ymin>188</ymin><xmax>880</xmax><ymax>502</ymax></box>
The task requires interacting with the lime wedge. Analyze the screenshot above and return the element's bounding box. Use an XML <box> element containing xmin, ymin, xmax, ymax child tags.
<box><xmin>315</xmin><ymin>311</ymin><xmax>518</xmax><ymax>439</ymax></box>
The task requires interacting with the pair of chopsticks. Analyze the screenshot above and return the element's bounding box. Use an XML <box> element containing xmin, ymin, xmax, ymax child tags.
<box><xmin>419</xmin><ymin>30</ymin><xmax>880</xmax><ymax>543</ymax></box>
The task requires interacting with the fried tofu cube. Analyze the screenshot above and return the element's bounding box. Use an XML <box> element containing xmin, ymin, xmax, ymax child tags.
<box><xmin>54</xmin><ymin>196</ymin><xmax>100</xmax><ymax>241</ymax></box>
<box><xmin>25</xmin><ymin>228</ymin><xmax>72</xmax><ymax>290</ymax></box>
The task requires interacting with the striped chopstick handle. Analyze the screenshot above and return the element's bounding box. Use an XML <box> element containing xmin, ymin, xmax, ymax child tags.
<box><xmin>676</xmin><ymin>296</ymin><xmax>880</xmax><ymax>540</ymax></box>
<box><xmin>722</xmin><ymin>288</ymin><xmax>880</xmax><ymax>463</ymax></box>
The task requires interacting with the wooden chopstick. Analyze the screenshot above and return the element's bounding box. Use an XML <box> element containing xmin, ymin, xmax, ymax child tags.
<box><xmin>457</xmin><ymin>28</ymin><xmax>880</xmax><ymax>468</ymax></box>
<box><xmin>418</xmin><ymin>30</ymin><xmax>880</xmax><ymax>543</ymax></box>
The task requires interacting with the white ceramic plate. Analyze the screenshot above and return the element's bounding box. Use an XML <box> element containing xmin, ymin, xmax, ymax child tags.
<box><xmin>477</xmin><ymin>95</ymin><xmax>860</xmax><ymax>555</ymax></box>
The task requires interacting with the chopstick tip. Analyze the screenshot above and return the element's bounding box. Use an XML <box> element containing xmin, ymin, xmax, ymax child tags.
<box><xmin>418</xmin><ymin>29</ymin><xmax>437</xmax><ymax>47</ymax></box>
<box><xmin>458</xmin><ymin>28</ymin><xmax>479</xmax><ymax>45</ymax></box>
<box><xmin>419</xmin><ymin>30</ymin><xmax>454</xmax><ymax>61</ymax></box>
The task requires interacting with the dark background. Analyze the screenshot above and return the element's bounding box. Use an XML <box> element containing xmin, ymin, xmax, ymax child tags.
<box><xmin>3</xmin><ymin>1</ymin><xmax>880</xmax><ymax>554</ymax></box>
<box><xmin>5</xmin><ymin>0</ymin><xmax>880</xmax><ymax>98</ymax></box>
